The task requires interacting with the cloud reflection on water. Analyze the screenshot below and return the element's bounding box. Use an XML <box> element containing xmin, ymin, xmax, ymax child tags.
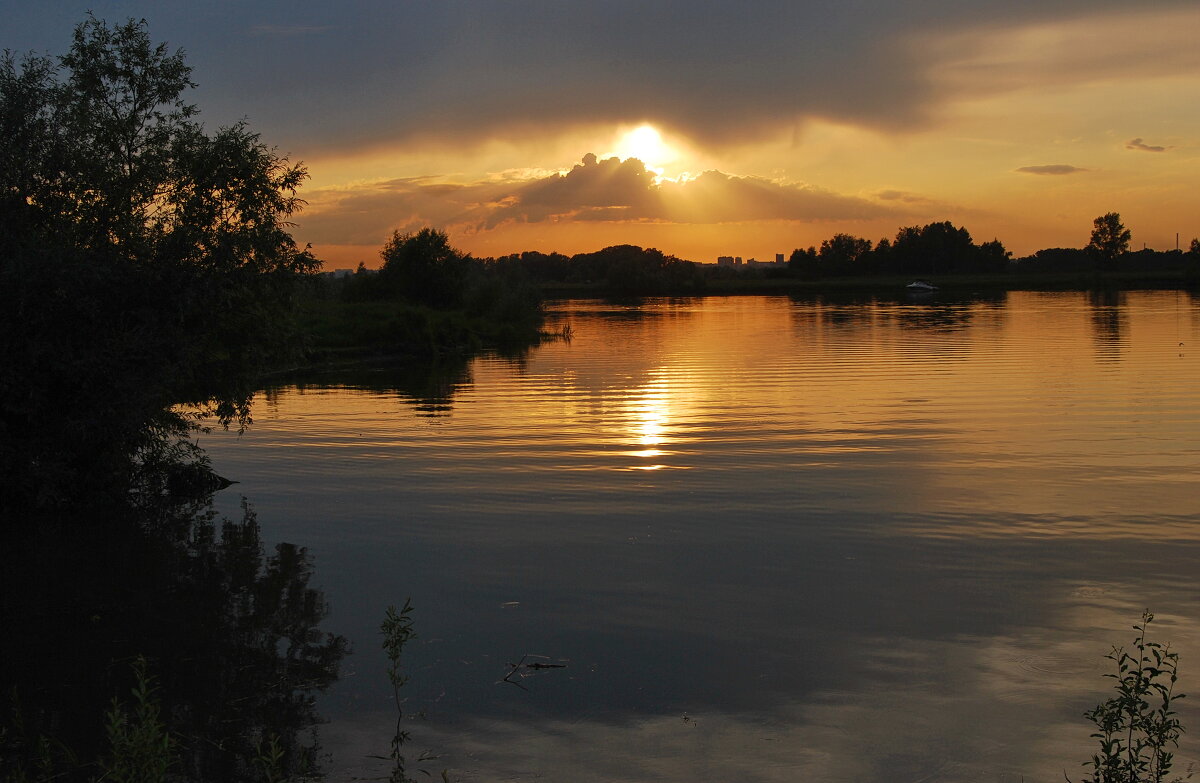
<box><xmin>324</xmin><ymin>608</ymin><xmax>1198</xmax><ymax>782</ymax></box>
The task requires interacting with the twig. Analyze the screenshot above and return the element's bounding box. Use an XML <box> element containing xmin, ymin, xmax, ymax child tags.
<box><xmin>499</xmin><ymin>654</ymin><xmax>568</xmax><ymax>690</ymax></box>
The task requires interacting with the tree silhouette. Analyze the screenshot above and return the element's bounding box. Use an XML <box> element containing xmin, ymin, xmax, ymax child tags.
<box><xmin>888</xmin><ymin>221</ymin><xmax>976</xmax><ymax>275</ymax></box>
<box><xmin>819</xmin><ymin>233</ymin><xmax>873</xmax><ymax>272</ymax></box>
<box><xmin>788</xmin><ymin>246</ymin><xmax>819</xmax><ymax>278</ymax></box>
<box><xmin>378</xmin><ymin>227</ymin><xmax>470</xmax><ymax>308</ymax></box>
<box><xmin>0</xmin><ymin>17</ymin><xmax>316</xmax><ymax>510</ymax></box>
<box><xmin>1087</xmin><ymin>212</ymin><xmax>1131</xmax><ymax>264</ymax></box>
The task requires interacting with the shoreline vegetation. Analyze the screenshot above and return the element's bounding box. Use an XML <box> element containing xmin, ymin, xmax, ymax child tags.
<box><xmin>290</xmin><ymin>228</ymin><xmax>561</xmax><ymax>370</ymax></box>
<box><xmin>298</xmin><ymin>216</ymin><xmax>1197</xmax><ymax>365</ymax></box>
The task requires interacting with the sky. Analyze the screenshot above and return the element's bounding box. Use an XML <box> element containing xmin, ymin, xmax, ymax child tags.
<box><xmin>3</xmin><ymin>1</ymin><xmax>1198</xmax><ymax>268</ymax></box>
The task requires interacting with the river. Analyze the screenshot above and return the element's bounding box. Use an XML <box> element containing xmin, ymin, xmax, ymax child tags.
<box><xmin>205</xmin><ymin>290</ymin><xmax>1200</xmax><ymax>782</ymax></box>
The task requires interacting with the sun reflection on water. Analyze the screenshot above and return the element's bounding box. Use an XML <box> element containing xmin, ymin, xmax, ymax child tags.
<box><xmin>622</xmin><ymin>379</ymin><xmax>682</xmax><ymax>471</ymax></box>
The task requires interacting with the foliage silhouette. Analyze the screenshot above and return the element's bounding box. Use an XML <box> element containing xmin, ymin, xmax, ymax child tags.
<box><xmin>582</xmin><ymin>244</ymin><xmax>704</xmax><ymax>296</ymax></box>
<box><xmin>819</xmin><ymin>233</ymin><xmax>873</xmax><ymax>272</ymax></box>
<box><xmin>488</xmin><ymin>243</ymin><xmax>703</xmax><ymax>296</ymax></box>
<box><xmin>788</xmin><ymin>245</ymin><xmax>820</xmax><ymax>278</ymax></box>
<box><xmin>325</xmin><ymin>227</ymin><xmax>547</xmax><ymax>355</ymax></box>
<box><xmin>99</xmin><ymin>657</ymin><xmax>173</xmax><ymax>783</ymax></box>
<box><xmin>1088</xmin><ymin>213</ymin><xmax>1132</xmax><ymax>265</ymax></box>
<box><xmin>379</xmin><ymin>228</ymin><xmax>470</xmax><ymax>309</ymax></box>
<box><xmin>786</xmin><ymin>221</ymin><xmax>1009</xmax><ymax>279</ymax></box>
<box><xmin>1075</xmin><ymin>611</ymin><xmax>1188</xmax><ymax>783</ymax></box>
<box><xmin>0</xmin><ymin>16</ymin><xmax>316</xmax><ymax>512</ymax></box>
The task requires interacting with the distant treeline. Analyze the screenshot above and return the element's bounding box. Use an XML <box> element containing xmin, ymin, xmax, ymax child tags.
<box><xmin>788</xmin><ymin>222</ymin><xmax>1011</xmax><ymax>278</ymax></box>
<box><xmin>331</xmin><ymin>216</ymin><xmax>1200</xmax><ymax>303</ymax></box>
<box><xmin>337</xmin><ymin>227</ymin><xmax>542</xmax><ymax>318</ymax></box>
<box><xmin>787</xmin><ymin>217</ymin><xmax>1200</xmax><ymax>280</ymax></box>
<box><xmin>331</xmin><ymin>239</ymin><xmax>706</xmax><ymax>300</ymax></box>
<box><xmin>1010</xmin><ymin>246</ymin><xmax>1198</xmax><ymax>275</ymax></box>
<box><xmin>489</xmin><ymin>244</ymin><xmax>706</xmax><ymax>296</ymax></box>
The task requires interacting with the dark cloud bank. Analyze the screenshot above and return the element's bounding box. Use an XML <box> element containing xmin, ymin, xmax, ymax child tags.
<box><xmin>6</xmin><ymin>0</ymin><xmax>1192</xmax><ymax>151</ymax></box>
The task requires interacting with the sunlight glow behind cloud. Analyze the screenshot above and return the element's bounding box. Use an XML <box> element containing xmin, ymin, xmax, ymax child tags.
<box><xmin>608</xmin><ymin>125</ymin><xmax>677</xmax><ymax>174</ymax></box>
<box><xmin>7</xmin><ymin>1</ymin><xmax>1194</xmax><ymax>263</ymax></box>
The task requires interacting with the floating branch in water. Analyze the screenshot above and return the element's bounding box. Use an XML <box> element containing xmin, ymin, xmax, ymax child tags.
<box><xmin>499</xmin><ymin>654</ymin><xmax>568</xmax><ymax>690</ymax></box>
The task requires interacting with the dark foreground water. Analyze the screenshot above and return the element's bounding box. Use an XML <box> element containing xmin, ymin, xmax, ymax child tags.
<box><xmin>206</xmin><ymin>291</ymin><xmax>1200</xmax><ymax>782</ymax></box>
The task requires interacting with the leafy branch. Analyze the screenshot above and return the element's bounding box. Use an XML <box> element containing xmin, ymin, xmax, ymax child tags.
<box><xmin>1075</xmin><ymin>610</ymin><xmax>1190</xmax><ymax>783</ymax></box>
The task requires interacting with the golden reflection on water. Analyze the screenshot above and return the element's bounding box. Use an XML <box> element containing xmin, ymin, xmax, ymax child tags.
<box><xmin>532</xmin><ymin>292</ymin><xmax>1197</xmax><ymax>532</ymax></box>
<box><xmin>624</xmin><ymin>379</ymin><xmax>674</xmax><ymax>469</ymax></box>
<box><xmin>234</xmin><ymin>291</ymin><xmax>1200</xmax><ymax>535</ymax></box>
<box><xmin>202</xmin><ymin>291</ymin><xmax>1200</xmax><ymax>783</ymax></box>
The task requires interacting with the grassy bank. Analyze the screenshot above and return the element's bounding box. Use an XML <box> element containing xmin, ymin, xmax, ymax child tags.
<box><xmin>295</xmin><ymin>298</ymin><xmax>556</xmax><ymax>365</ymax></box>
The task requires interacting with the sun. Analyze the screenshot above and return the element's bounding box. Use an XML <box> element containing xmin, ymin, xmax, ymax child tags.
<box><xmin>612</xmin><ymin>124</ymin><xmax>676</xmax><ymax>170</ymax></box>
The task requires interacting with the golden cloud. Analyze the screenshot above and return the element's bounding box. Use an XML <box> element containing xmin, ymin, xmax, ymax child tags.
<box><xmin>298</xmin><ymin>155</ymin><xmax>900</xmax><ymax>249</ymax></box>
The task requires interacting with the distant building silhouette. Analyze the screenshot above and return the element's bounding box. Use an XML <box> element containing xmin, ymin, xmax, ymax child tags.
<box><xmin>716</xmin><ymin>254</ymin><xmax>786</xmax><ymax>268</ymax></box>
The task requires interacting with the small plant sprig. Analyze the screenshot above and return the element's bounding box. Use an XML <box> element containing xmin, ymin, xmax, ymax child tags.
<box><xmin>1077</xmin><ymin>610</ymin><xmax>1189</xmax><ymax>783</ymax></box>
<box><xmin>381</xmin><ymin>599</ymin><xmax>417</xmax><ymax>783</ymax></box>
<box><xmin>100</xmin><ymin>656</ymin><xmax>173</xmax><ymax>783</ymax></box>
<box><xmin>253</xmin><ymin>731</ymin><xmax>287</xmax><ymax>783</ymax></box>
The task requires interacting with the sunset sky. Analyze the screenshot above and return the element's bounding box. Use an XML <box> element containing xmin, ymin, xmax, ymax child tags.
<box><xmin>4</xmin><ymin>1</ymin><xmax>1198</xmax><ymax>268</ymax></box>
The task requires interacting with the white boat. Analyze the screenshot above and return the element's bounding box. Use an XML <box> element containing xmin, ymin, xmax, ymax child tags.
<box><xmin>906</xmin><ymin>280</ymin><xmax>938</xmax><ymax>291</ymax></box>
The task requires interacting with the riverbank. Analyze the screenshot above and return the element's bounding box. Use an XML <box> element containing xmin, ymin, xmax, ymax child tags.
<box><xmin>537</xmin><ymin>268</ymin><xmax>1199</xmax><ymax>298</ymax></box>
<box><xmin>290</xmin><ymin>267</ymin><xmax>1197</xmax><ymax>370</ymax></box>
<box><xmin>293</xmin><ymin>297</ymin><xmax>561</xmax><ymax>367</ymax></box>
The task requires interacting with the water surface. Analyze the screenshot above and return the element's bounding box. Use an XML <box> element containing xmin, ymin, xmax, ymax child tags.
<box><xmin>207</xmin><ymin>291</ymin><xmax>1200</xmax><ymax>782</ymax></box>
